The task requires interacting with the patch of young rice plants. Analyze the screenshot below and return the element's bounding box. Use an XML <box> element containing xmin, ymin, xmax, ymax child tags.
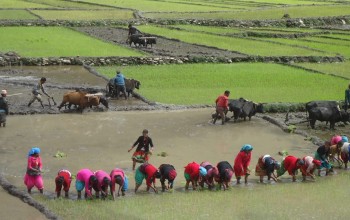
<box><xmin>0</xmin><ymin>10</ymin><xmax>39</xmax><ymax>20</ymax></box>
<box><xmin>0</xmin><ymin>27</ymin><xmax>145</xmax><ymax>57</ymax></box>
<box><xmin>27</xmin><ymin>0</ymin><xmax>112</xmax><ymax>9</ymax></box>
<box><xmin>97</xmin><ymin>63</ymin><xmax>346</xmax><ymax>104</ymax></box>
<box><xmin>319</xmin><ymin>34</ymin><xmax>350</xmax><ymax>41</ymax></box>
<box><xmin>77</xmin><ymin>0</ymin><xmax>233</xmax><ymax>12</ymax></box>
<box><xmin>306</xmin><ymin>37</ymin><xmax>350</xmax><ymax>47</ymax></box>
<box><xmin>31</xmin><ymin>9</ymin><xmax>134</xmax><ymax>20</ymax></box>
<box><xmin>39</xmin><ymin>173</ymin><xmax>350</xmax><ymax>220</ymax></box>
<box><xmin>139</xmin><ymin>25</ymin><xmax>330</xmax><ymax>56</ymax></box>
<box><xmin>296</xmin><ymin>61</ymin><xmax>350</xmax><ymax>79</ymax></box>
<box><xmin>0</xmin><ymin>0</ymin><xmax>50</xmax><ymax>8</ymax></box>
<box><xmin>263</xmin><ymin>38</ymin><xmax>350</xmax><ymax>58</ymax></box>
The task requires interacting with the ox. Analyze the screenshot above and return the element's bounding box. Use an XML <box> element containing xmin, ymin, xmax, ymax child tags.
<box><xmin>306</xmin><ymin>101</ymin><xmax>349</xmax><ymax>129</ymax></box>
<box><xmin>106</xmin><ymin>78</ymin><xmax>140</xmax><ymax>98</ymax></box>
<box><xmin>228</xmin><ymin>98</ymin><xmax>264</xmax><ymax>122</ymax></box>
<box><xmin>58</xmin><ymin>91</ymin><xmax>108</xmax><ymax>112</ymax></box>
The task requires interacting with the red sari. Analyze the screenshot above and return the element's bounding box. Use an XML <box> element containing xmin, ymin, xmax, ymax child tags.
<box><xmin>234</xmin><ymin>151</ymin><xmax>252</xmax><ymax>177</ymax></box>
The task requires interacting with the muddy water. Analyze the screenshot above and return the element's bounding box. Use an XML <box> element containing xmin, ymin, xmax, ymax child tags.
<box><xmin>0</xmin><ymin>109</ymin><xmax>316</xmax><ymax>196</ymax></box>
<box><xmin>0</xmin><ymin>188</ymin><xmax>45</xmax><ymax>220</ymax></box>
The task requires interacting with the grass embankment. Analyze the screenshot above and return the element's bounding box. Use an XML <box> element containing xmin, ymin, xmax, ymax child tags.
<box><xmin>0</xmin><ymin>27</ymin><xmax>145</xmax><ymax>57</ymax></box>
<box><xmin>26</xmin><ymin>0</ymin><xmax>112</xmax><ymax>9</ymax></box>
<box><xmin>144</xmin><ymin>4</ymin><xmax>350</xmax><ymax>19</ymax></box>
<box><xmin>31</xmin><ymin>9</ymin><xmax>134</xmax><ymax>20</ymax></box>
<box><xmin>97</xmin><ymin>63</ymin><xmax>346</xmax><ymax>104</ymax></box>
<box><xmin>0</xmin><ymin>0</ymin><xmax>49</xmax><ymax>8</ymax></box>
<box><xmin>38</xmin><ymin>173</ymin><xmax>350</xmax><ymax>219</ymax></box>
<box><xmin>77</xmin><ymin>0</ymin><xmax>233</xmax><ymax>12</ymax></box>
<box><xmin>139</xmin><ymin>25</ymin><xmax>330</xmax><ymax>56</ymax></box>
<box><xmin>296</xmin><ymin>61</ymin><xmax>350</xmax><ymax>79</ymax></box>
<box><xmin>0</xmin><ymin>9</ymin><xmax>39</xmax><ymax>20</ymax></box>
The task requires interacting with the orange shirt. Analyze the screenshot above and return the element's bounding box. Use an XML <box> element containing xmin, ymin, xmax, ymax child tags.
<box><xmin>215</xmin><ymin>95</ymin><xmax>229</xmax><ymax>108</ymax></box>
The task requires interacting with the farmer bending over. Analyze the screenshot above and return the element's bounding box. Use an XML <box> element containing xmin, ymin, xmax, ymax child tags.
<box><xmin>28</xmin><ymin>77</ymin><xmax>52</xmax><ymax>108</ymax></box>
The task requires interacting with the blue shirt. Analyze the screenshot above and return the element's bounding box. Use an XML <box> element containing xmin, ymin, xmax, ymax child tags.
<box><xmin>114</xmin><ymin>73</ymin><xmax>125</xmax><ymax>86</ymax></box>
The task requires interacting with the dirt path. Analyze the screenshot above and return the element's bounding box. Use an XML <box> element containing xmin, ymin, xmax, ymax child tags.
<box><xmin>75</xmin><ymin>27</ymin><xmax>247</xmax><ymax>58</ymax></box>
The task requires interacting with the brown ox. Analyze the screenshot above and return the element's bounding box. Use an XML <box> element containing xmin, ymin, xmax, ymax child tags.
<box><xmin>58</xmin><ymin>91</ymin><xmax>109</xmax><ymax>112</ymax></box>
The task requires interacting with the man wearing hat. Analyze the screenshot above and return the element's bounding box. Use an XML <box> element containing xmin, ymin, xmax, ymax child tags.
<box><xmin>0</xmin><ymin>90</ymin><xmax>8</xmax><ymax>127</ymax></box>
<box><xmin>114</xmin><ymin>70</ymin><xmax>127</xmax><ymax>100</ymax></box>
<box><xmin>28</xmin><ymin>77</ymin><xmax>52</xmax><ymax>108</ymax></box>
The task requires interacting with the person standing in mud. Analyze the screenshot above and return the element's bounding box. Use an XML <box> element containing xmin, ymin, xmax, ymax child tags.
<box><xmin>128</xmin><ymin>24</ymin><xmax>142</xmax><ymax>37</ymax></box>
<box><xmin>345</xmin><ymin>84</ymin><xmax>350</xmax><ymax>111</ymax></box>
<box><xmin>114</xmin><ymin>70</ymin><xmax>127</xmax><ymax>100</ymax></box>
<box><xmin>128</xmin><ymin>129</ymin><xmax>154</xmax><ymax>170</ymax></box>
<box><xmin>0</xmin><ymin>90</ymin><xmax>9</xmax><ymax>127</ymax></box>
<box><xmin>233</xmin><ymin>144</ymin><xmax>253</xmax><ymax>184</ymax></box>
<box><xmin>28</xmin><ymin>77</ymin><xmax>51</xmax><ymax>108</ymax></box>
<box><xmin>213</xmin><ymin>90</ymin><xmax>230</xmax><ymax>125</ymax></box>
<box><xmin>24</xmin><ymin>147</ymin><xmax>44</xmax><ymax>194</ymax></box>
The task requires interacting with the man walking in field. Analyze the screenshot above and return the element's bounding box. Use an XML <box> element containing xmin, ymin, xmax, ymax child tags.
<box><xmin>28</xmin><ymin>77</ymin><xmax>52</xmax><ymax>108</ymax></box>
<box><xmin>213</xmin><ymin>90</ymin><xmax>230</xmax><ymax>125</ymax></box>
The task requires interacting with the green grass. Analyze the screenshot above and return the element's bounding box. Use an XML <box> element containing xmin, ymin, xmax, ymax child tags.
<box><xmin>307</xmin><ymin>37</ymin><xmax>350</xmax><ymax>47</ymax></box>
<box><xmin>77</xmin><ymin>0</ymin><xmax>234</xmax><ymax>12</ymax></box>
<box><xmin>38</xmin><ymin>173</ymin><xmax>350</xmax><ymax>220</ymax></box>
<box><xmin>144</xmin><ymin>5</ymin><xmax>350</xmax><ymax>19</ymax></box>
<box><xmin>296</xmin><ymin>61</ymin><xmax>350</xmax><ymax>79</ymax></box>
<box><xmin>319</xmin><ymin>34</ymin><xmax>350</xmax><ymax>41</ymax></box>
<box><xmin>31</xmin><ymin>9</ymin><xmax>134</xmax><ymax>20</ymax></box>
<box><xmin>139</xmin><ymin>25</ymin><xmax>329</xmax><ymax>56</ymax></box>
<box><xmin>96</xmin><ymin>63</ymin><xmax>347</xmax><ymax>104</ymax></box>
<box><xmin>263</xmin><ymin>37</ymin><xmax>350</xmax><ymax>58</ymax></box>
<box><xmin>0</xmin><ymin>0</ymin><xmax>51</xmax><ymax>8</ymax></box>
<box><xmin>26</xmin><ymin>0</ymin><xmax>112</xmax><ymax>9</ymax></box>
<box><xmin>0</xmin><ymin>27</ymin><xmax>145</xmax><ymax>57</ymax></box>
<box><xmin>0</xmin><ymin>9</ymin><xmax>38</xmax><ymax>20</ymax></box>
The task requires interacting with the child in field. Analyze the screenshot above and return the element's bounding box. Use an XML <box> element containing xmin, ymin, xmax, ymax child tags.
<box><xmin>255</xmin><ymin>155</ymin><xmax>280</xmax><ymax>183</ymax></box>
<box><xmin>55</xmin><ymin>169</ymin><xmax>72</xmax><ymax>198</ymax></box>
<box><xmin>93</xmin><ymin>170</ymin><xmax>111</xmax><ymax>199</ymax></box>
<box><xmin>75</xmin><ymin>169</ymin><xmax>97</xmax><ymax>199</ymax></box>
<box><xmin>128</xmin><ymin>129</ymin><xmax>154</xmax><ymax>171</ymax></box>
<box><xmin>110</xmin><ymin>168</ymin><xmax>128</xmax><ymax>200</ymax></box>
<box><xmin>24</xmin><ymin>147</ymin><xmax>43</xmax><ymax>194</ymax></box>
<box><xmin>234</xmin><ymin>144</ymin><xmax>253</xmax><ymax>184</ymax></box>
<box><xmin>135</xmin><ymin>162</ymin><xmax>160</xmax><ymax>193</ymax></box>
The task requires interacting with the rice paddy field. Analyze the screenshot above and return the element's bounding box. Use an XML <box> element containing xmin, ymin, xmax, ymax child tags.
<box><xmin>0</xmin><ymin>27</ymin><xmax>144</xmax><ymax>57</ymax></box>
<box><xmin>1</xmin><ymin>0</ymin><xmax>350</xmax><ymax>219</ymax></box>
<box><xmin>97</xmin><ymin>63</ymin><xmax>348</xmax><ymax>104</ymax></box>
<box><xmin>37</xmin><ymin>172</ymin><xmax>350</xmax><ymax>219</ymax></box>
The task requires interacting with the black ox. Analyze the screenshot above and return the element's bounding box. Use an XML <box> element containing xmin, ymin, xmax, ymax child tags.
<box><xmin>306</xmin><ymin>100</ymin><xmax>349</xmax><ymax>129</ymax></box>
<box><xmin>228</xmin><ymin>98</ymin><xmax>264</xmax><ymax>122</ymax></box>
<box><xmin>106</xmin><ymin>78</ymin><xmax>141</xmax><ymax>98</ymax></box>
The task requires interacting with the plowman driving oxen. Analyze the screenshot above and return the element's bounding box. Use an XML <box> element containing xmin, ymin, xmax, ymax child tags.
<box><xmin>306</xmin><ymin>100</ymin><xmax>349</xmax><ymax>129</ymax></box>
<box><xmin>128</xmin><ymin>34</ymin><xmax>157</xmax><ymax>48</ymax></box>
<box><xmin>106</xmin><ymin>78</ymin><xmax>141</xmax><ymax>98</ymax></box>
<box><xmin>57</xmin><ymin>91</ymin><xmax>109</xmax><ymax>112</ymax></box>
<box><xmin>228</xmin><ymin>98</ymin><xmax>264</xmax><ymax>122</ymax></box>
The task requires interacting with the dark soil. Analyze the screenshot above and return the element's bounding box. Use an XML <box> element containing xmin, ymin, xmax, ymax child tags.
<box><xmin>74</xmin><ymin>27</ymin><xmax>247</xmax><ymax>58</ymax></box>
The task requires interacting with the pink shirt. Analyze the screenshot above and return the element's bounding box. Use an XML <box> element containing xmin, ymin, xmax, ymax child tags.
<box><xmin>27</xmin><ymin>156</ymin><xmax>42</xmax><ymax>170</ymax></box>
<box><xmin>76</xmin><ymin>169</ymin><xmax>94</xmax><ymax>196</ymax></box>
<box><xmin>110</xmin><ymin>168</ymin><xmax>125</xmax><ymax>192</ymax></box>
<box><xmin>94</xmin><ymin>170</ymin><xmax>111</xmax><ymax>191</ymax></box>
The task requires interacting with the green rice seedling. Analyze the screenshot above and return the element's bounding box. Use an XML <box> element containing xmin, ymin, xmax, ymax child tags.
<box><xmin>97</xmin><ymin>63</ymin><xmax>346</xmax><ymax>104</ymax></box>
<box><xmin>0</xmin><ymin>9</ymin><xmax>39</xmax><ymax>20</ymax></box>
<box><xmin>296</xmin><ymin>61</ymin><xmax>350</xmax><ymax>79</ymax></box>
<box><xmin>31</xmin><ymin>9</ymin><xmax>134</xmax><ymax>20</ymax></box>
<box><xmin>319</xmin><ymin>34</ymin><xmax>350</xmax><ymax>41</ymax></box>
<box><xmin>0</xmin><ymin>0</ymin><xmax>50</xmax><ymax>8</ymax></box>
<box><xmin>144</xmin><ymin>4</ymin><xmax>350</xmax><ymax>20</ymax></box>
<box><xmin>0</xmin><ymin>27</ymin><xmax>145</xmax><ymax>57</ymax></box>
<box><xmin>37</xmin><ymin>173</ymin><xmax>350</xmax><ymax>220</ymax></box>
<box><xmin>306</xmin><ymin>37</ymin><xmax>350</xmax><ymax>47</ymax></box>
<box><xmin>139</xmin><ymin>25</ymin><xmax>329</xmax><ymax>56</ymax></box>
<box><xmin>27</xmin><ymin>0</ymin><xmax>112</xmax><ymax>9</ymax></box>
<box><xmin>77</xmin><ymin>0</ymin><xmax>233</xmax><ymax>12</ymax></box>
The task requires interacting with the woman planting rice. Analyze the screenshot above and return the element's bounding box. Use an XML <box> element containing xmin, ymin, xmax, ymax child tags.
<box><xmin>75</xmin><ymin>169</ymin><xmax>97</xmax><ymax>199</ymax></box>
<box><xmin>24</xmin><ymin>147</ymin><xmax>44</xmax><ymax>194</ymax></box>
<box><xmin>315</xmin><ymin>141</ymin><xmax>332</xmax><ymax>175</ymax></box>
<box><xmin>184</xmin><ymin>162</ymin><xmax>207</xmax><ymax>190</ymax></box>
<box><xmin>55</xmin><ymin>169</ymin><xmax>72</xmax><ymax>198</ymax></box>
<box><xmin>93</xmin><ymin>170</ymin><xmax>111</xmax><ymax>199</ymax></box>
<box><xmin>300</xmin><ymin>156</ymin><xmax>321</xmax><ymax>181</ymax></box>
<box><xmin>234</xmin><ymin>144</ymin><xmax>253</xmax><ymax>184</ymax></box>
<box><xmin>134</xmin><ymin>162</ymin><xmax>159</xmax><ymax>193</ymax></box>
<box><xmin>158</xmin><ymin>164</ymin><xmax>177</xmax><ymax>192</ymax></box>
<box><xmin>199</xmin><ymin>161</ymin><xmax>218</xmax><ymax>190</ymax></box>
<box><xmin>277</xmin><ymin>155</ymin><xmax>304</xmax><ymax>182</ymax></box>
<box><xmin>110</xmin><ymin>168</ymin><xmax>128</xmax><ymax>200</ymax></box>
<box><xmin>255</xmin><ymin>155</ymin><xmax>280</xmax><ymax>183</ymax></box>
